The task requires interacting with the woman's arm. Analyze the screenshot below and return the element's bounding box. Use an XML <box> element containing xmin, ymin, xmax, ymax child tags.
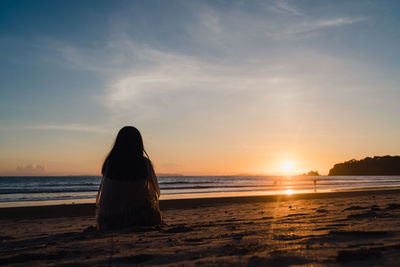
<box><xmin>147</xmin><ymin>160</ymin><xmax>160</xmax><ymax>197</ymax></box>
<box><xmin>96</xmin><ymin>176</ymin><xmax>104</xmax><ymax>206</ymax></box>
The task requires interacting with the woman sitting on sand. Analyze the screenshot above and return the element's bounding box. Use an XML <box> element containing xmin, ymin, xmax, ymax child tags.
<box><xmin>96</xmin><ymin>126</ymin><xmax>162</xmax><ymax>230</ymax></box>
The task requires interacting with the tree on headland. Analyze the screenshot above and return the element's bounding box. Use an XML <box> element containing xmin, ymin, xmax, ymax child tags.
<box><xmin>328</xmin><ymin>156</ymin><xmax>400</xmax><ymax>175</ymax></box>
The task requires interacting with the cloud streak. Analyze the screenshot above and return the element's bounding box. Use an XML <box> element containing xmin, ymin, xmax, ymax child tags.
<box><xmin>16</xmin><ymin>164</ymin><xmax>47</xmax><ymax>174</ymax></box>
<box><xmin>27</xmin><ymin>124</ymin><xmax>109</xmax><ymax>134</ymax></box>
<box><xmin>284</xmin><ymin>17</ymin><xmax>367</xmax><ymax>36</ymax></box>
<box><xmin>273</xmin><ymin>0</ymin><xmax>303</xmax><ymax>16</ymax></box>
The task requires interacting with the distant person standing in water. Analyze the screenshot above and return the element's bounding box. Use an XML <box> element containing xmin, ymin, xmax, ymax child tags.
<box><xmin>96</xmin><ymin>126</ymin><xmax>162</xmax><ymax>230</ymax></box>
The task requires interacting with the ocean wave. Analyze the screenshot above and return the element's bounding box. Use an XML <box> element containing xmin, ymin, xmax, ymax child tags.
<box><xmin>0</xmin><ymin>188</ymin><xmax>99</xmax><ymax>194</ymax></box>
<box><xmin>1</xmin><ymin>176</ymin><xmax>400</xmax><ymax>204</ymax></box>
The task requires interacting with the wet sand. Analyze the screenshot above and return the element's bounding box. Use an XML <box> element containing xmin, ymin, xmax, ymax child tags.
<box><xmin>1</xmin><ymin>190</ymin><xmax>400</xmax><ymax>266</ymax></box>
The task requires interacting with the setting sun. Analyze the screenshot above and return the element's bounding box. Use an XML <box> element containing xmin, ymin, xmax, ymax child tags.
<box><xmin>282</xmin><ymin>161</ymin><xmax>296</xmax><ymax>175</ymax></box>
<box><xmin>283</xmin><ymin>161</ymin><xmax>293</xmax><ymax>172</ymax></box>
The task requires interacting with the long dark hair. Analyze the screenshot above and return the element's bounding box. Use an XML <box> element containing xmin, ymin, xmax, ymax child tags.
<box><xmin>102</xmin><ymin>126</ymin><xmax>149</xmax><ymax>180</ymax></box>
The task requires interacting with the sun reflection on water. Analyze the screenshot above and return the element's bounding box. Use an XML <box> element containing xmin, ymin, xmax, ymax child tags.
<box><xmin>285</xmin><ymin>189</ymin><xmax>293</xmax><ymax>195</ymax></box>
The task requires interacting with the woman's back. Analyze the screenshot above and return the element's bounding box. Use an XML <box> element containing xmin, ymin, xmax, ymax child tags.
<box><xmin>96</xmin><ymin>127</ymin><xmax>162</xmax><ymax>230</ymax></box>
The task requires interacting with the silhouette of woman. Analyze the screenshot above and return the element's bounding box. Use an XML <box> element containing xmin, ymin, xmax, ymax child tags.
<box><xmin>96</xmin><ymin>126</ymin><xmax>162</xmax><ymax>230</ymax></box>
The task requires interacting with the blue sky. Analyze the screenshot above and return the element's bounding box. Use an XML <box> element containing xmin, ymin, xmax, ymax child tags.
<box><xmin>1</xmin><ymin>0</ymin><xmax>400</xmax><ymax>175</ymax></box>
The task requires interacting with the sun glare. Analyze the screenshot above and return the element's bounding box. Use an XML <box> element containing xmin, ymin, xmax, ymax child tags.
<box><xmin>283</xmin><ymin>161</ymin><xmax>293</xmax><ymax>173</ymax></box>
<box><xmin>285</xmin><ymin>189</ymin><xmax>293</xmax><ymax>195</ymax></box>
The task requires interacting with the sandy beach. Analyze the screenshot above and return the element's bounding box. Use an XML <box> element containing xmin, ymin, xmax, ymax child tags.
<box><xmin>2</xmin><ymin>189</ymin><xmax>400</xmax><ymax>266</ymax></box>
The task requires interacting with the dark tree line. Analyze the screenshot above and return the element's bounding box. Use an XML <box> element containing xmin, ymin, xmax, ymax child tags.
<box><xmin>329</xmin><ymin>156</ymin><xmax>400</xmax><ymax>175</ymax></box>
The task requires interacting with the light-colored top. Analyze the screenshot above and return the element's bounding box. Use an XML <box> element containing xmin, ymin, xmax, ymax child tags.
<box><xmin>96</xmin><ymin>159</ymin><xmax>161</xmax><ymax>228</ymax></box>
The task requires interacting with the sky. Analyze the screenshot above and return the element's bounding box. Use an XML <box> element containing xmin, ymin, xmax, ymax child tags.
<box><xmin>1</xmin><ymin>0</ymin><xmax>400</xmax><ymax>176</ymax></box>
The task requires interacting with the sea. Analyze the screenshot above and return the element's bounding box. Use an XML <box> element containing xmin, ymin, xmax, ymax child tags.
<box><xmin>1</xmin><ymin>175</ymin><xmax>400</xmax><ymax>207</ymax></box>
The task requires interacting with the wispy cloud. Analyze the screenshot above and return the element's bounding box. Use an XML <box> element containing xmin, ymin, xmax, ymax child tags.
<box><xmin>96</xmin><ymin>40</ymin><xmax>377</xmax><ymax>133</ymax></box>
<box><xmin>16</xmin><ymin>164</ymin><xmax>47</xmax><ymax>174</ymax></box>
<box><xmin>273</xmin><ymin>0</ymin><xmax>303</xmax><ymax>16</ymax></box>
<box><xmin>27</xmin><ymin>124</ymin><xmax>109</xmax><ymax>134</ymax></box>
<box><xmin>182</xmin><ymin>2</ymin><xmax>368</xmax><ymax>46</ymax></box>
<box><xmin>284</xmin><ymin>17</ymin><xmax>367</xmax><ymax>36</ymax></box>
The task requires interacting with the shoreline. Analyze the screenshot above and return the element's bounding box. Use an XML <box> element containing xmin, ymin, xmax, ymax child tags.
<box><xmin>2</xmin><ymin>188</ymin><xmax>400</xmax><ymax>220</ymax></box>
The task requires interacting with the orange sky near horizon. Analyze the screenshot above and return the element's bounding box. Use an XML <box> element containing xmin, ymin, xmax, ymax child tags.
<box><xmin>0</xmin><ymin>124</ymin><xmax>396</xmax><ymax>176</ymax></box>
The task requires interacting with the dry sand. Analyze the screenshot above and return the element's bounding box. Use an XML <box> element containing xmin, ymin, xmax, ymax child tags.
<box><xmin>2</xmin><ymin>190</ymin><xmax>400</xmax><ymax>266</ymax></box>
